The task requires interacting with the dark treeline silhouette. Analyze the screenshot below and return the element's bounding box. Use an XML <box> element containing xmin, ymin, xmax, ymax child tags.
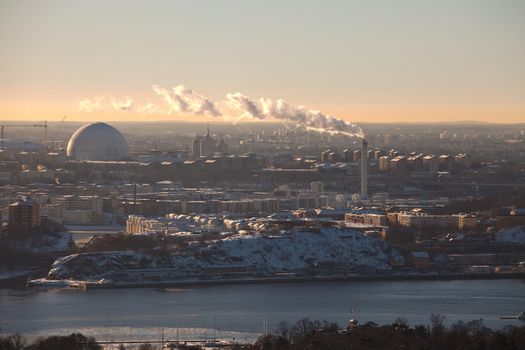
<box><xmin>440</xmin><ymin>193</ymin><xmax>525</xmax><ymax>215</ymax></box>
<box><xmin>0</xmin><ymin>333</ymin><xmax>100</xmax><ymax>350</ymax></box>
<box><xmin>254</xmin><ymin>315</ymin><xmax>525</xmax><ymax>350</ymax></box>
<box><xmin>1</xmin><ymin>316</ymin><xmax>524</xmax><ymax>350</ymax></box>
<box><xmin>80</xmin><ymin>233</ymin><xmax>159</xmax><ymax>252</ymax></box>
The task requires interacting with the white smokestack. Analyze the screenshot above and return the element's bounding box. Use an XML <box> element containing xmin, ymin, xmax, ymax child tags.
<box><xmin>361</xmin><ymin>138</ymin><xmax>368</xmax><ymax>199</ymax></box>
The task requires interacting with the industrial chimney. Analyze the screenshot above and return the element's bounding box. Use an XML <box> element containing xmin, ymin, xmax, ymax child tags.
<box><xmin>360</xmin><ymin>139</ymin><xmax>368</xmax><ymax>199</ymax></box>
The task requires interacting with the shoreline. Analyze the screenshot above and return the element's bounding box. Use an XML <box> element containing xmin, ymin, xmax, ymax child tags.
<box><xmin>0</xmin><ymin>269</ymin><xmax>48</xmax><ymax>287</ymax></box>
<box><xmin>29</xmin><ymin>271</ymin><xmax>525</xmax><ymax>290</ymax></box>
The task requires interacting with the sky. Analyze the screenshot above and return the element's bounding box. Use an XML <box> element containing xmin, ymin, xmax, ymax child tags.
<box><xmin>0</xmin><ymin>0</ymin><xmax>524</xmax><ymax>124</ymax></box>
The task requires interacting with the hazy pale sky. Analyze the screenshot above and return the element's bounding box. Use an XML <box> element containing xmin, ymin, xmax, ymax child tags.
<box><xmin>1</xmin><ymin>0</ymin><xmax>524</xmax><ymax>123</ymax></box>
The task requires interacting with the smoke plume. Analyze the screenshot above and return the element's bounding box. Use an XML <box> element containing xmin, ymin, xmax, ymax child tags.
<box><xmin>153</xmin><ymin>84</ymin><xmax>221</xmax><ymax>117</ymax></box>
<box><xmin>78</xmin><ymin>84</ymin><xmax>363</xmax><ymax>138</ymax></box>
<box><xmin>226</xmin><ymin>93</ymin><xmax>364</xmax><ymax>138</ymax></box>
<box><xmin>78</xmin><ymin>97</ymin><xmax>105</xmax><ymax>113</ymax></box>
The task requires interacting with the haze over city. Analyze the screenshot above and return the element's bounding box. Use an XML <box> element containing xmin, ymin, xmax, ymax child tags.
<box><xmin>1</xmin><ymin>1</ymin><xmax>525</xmax><ymax>350</ymax></box>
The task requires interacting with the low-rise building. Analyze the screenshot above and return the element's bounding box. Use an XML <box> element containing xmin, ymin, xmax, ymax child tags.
<box><xmin>397</xmin><ymin>211</ymin><xmax>457</xmax><ymax>229</ymax></box>
<box><xmin>408</xmin><ymin>251</ymin><xmax>430</xmax><ymax>269</ymax></box>
<box><xmin>40</xmin><ymin>204</ymin><xmax>64</xmax><ymax>225</ymax></box>
<box><xmin>448</xmin><ymin>254</ymin><xmax>496</xmax><ymax>266</ymax></box>
<box><xmin>457</xmin><ymin>214</ymin><xmax>478</xmax><ymax>230</ymax></box>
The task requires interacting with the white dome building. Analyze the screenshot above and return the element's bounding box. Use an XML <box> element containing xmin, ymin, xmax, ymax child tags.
<box><xmin>66</xmin><ymin>122</ymin><xmax>129</xmax><ymax>161</ymax></box>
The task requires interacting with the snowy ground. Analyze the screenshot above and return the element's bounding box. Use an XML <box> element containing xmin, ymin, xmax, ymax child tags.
<box><xmin>48</xmin><ymin>228</ymin><xmax>402</xmax><ymax>280</ymax></box>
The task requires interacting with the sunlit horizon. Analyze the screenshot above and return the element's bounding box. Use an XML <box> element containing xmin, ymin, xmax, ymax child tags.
<box><xmin>1</xmin><ymin>0</ymin><xmax>524</xmax><ymax>124</ymax></box>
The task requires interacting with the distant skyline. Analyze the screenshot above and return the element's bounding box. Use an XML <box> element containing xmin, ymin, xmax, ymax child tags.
<box><xmin>1</xmin><ymin>0</ymin><xmax>524</xmax><ymax>123</ymax></box>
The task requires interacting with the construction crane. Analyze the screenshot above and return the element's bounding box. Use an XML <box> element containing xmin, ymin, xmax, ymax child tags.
<box><xmin>0</xmin><ymin>120</ymin><xmax>48</xmax><ymax>151</ymax></box>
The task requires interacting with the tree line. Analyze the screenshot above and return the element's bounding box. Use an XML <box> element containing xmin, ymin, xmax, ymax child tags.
<box><xmin>254</xmin><ymin>315</ymin><xmax>525</xmax><ymax>350</ymax></box>
<box><xmin>1</xmin><ymin>315</ymin><xmax>524</xmax><ymax>350</ymax></box>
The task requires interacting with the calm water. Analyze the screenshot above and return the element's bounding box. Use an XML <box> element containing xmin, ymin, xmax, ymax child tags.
<box><xmin>1</xmin><ymin>279</ymin><xmax>524</xmax><ymax>341</ymax></box>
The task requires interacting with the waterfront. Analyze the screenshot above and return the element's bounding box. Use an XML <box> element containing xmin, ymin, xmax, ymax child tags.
<box><xmin>1</xmin><ymin>279</ymin><xmax>524</xmax><ymax>342</ymax></box>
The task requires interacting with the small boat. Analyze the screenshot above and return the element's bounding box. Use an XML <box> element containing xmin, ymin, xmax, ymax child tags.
<box><xmin>26</xmin><ymin>278</ymin><xmax>70</xmax><ymax>288</ymax></box>
<box><xmin>518</xmin><ymin>312</ymin><xmax>525</xmax><ymax>321</ymax></box>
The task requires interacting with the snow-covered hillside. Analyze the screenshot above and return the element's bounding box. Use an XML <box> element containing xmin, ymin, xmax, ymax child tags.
<box><xmin>48</xmin><ymin>228</ymin><xmax>402</xmax><ymax>280</ymax></box>
<box><xmin>48</xmin><ymin>251</ymin><xmax>155</xmax><ymax>279</ymax></box>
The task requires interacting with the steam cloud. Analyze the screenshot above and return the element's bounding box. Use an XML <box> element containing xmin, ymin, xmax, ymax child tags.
<box><xmin>153</xmin><ymin>84</ymin><xmax>221</xmax><ymax>117</ymax></box>
<box><xmin>79</xmin><ymin>96</ymin><xmax>156</xmax><ymax>113</ymax></box>
<box><xmin>78</xmin><ymin>84</ymin><xmax>363</xmax><ymax>138</ymax></box>
<box><xmin>78</xmin><ymin>97</ymin><xmax>104</xmax><ymax>113</ymax></box>
<box><xmin>138</xmin><ymin>103</ymin><xmax>160</xmax><ymax>114</ymax></box>
<box><xmin>226</xmin><ymin>92</ymin><xmax>364</xmax><ymax>138</ymax></box>
<box><xmin>112</xmin><ymin>98</ymin><xmax>134</xmax><ymax>111</ymax></box>
<box><xmin>151</xmin><ymin>84</ymin><xmax>363</xmax><ymax>138</ymax></box>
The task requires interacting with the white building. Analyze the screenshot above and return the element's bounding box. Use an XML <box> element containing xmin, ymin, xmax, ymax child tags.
<box><xmin>67</xmin><ymin>122</ymin><xmax>129</xmax><ymax>161</ymax></box>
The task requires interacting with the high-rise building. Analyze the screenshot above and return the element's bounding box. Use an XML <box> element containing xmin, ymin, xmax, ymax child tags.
<box><xmin>454</xmin><ymin>153</ymin><xmax>471</xmax><ymax>169</ymax></box>
<box><xmin>321</xmin><ymin>150</ymin><xmax>332</xmax><ymax>163</ymax></box>
<box><xmin>311</xmin><ymin>181</ymin><xmax>324</xmax><ymax>194</ymax></box>
<box><xmin>373</xmin><ymin>150</ymin><xmax>383</xmax><ymax>159</ymax></box>
<box><xmin>360</xmin><ymin>139</ymin><xmax>368</xmax><ymax>199</ymax></box>
<box><xmin>379</xmin><ymin>156</ymin><xmax>390</xmax><ymax>172</ymax></box>
<box><xmin>218</xmin><ymin>138</ymin><xmax>229</xmax><ymax>154</ymax></box>
<box><xmin>439</xmin><ymin>155</ymin><xmax>454</xmax><ymax>172</ymax></box>
<box><xmin>423</xmin><ymin>155</ymin><xmax>439</xmax><ymax>173</ymax></box>
<box><xmin>389</xmin><ymin>156</ymin><xmax>407</xmax><ymax>174</ymax></box>
<box><xmin>201</xmin><ymin>124</ymin><xmax>213</xmax><ymax>157</ymax></box>
<box><xmin>8</xmin><ymin>197</ymin><xmax>40</xmax><ymax>234</ymax></box>
<box><xmin>352</xmin><ymin>149</ymin><xmax>361</xmax><ymax>162</ymax></box>
<box><xmin>343</xmin><ymin>148</ymin><xmax>352</xmax><ymax>162</ymax></box>
<box><xmin>192</xmin><ymin>137</ymin><xmax>202</xmax><ymax>159</ymax></box>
